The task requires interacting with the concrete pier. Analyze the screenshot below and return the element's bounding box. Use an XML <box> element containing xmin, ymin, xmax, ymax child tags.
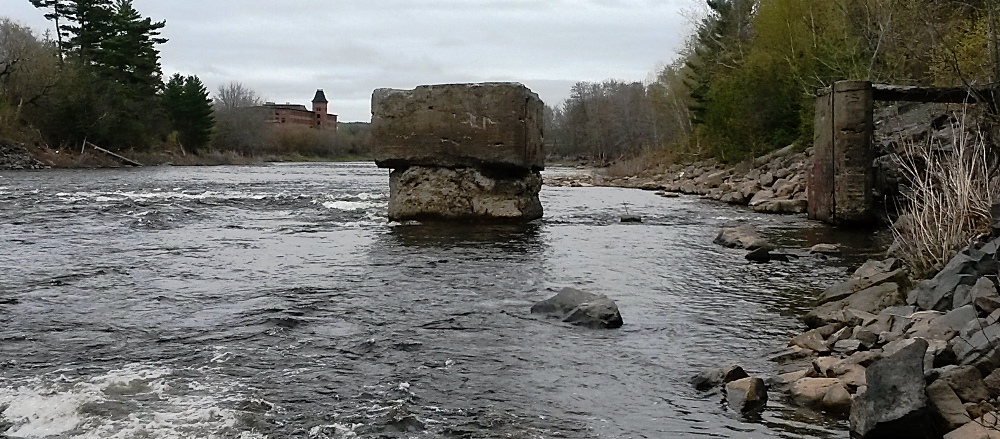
<box><xmin>372</xmin><ymin>83</ymin><xmax>544</xmax><ymax>222</ymax></box>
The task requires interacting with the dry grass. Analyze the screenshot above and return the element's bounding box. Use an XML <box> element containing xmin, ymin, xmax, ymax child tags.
<box><xmin>602</xmin><ymin>147</ymin><xmax>678</xmax><ymax>178</ymax></box>
<box><xmin>890</xmin><ymin>117</ymin><xmax>1000</xmax><ymax>278</ymax></box>
<box><xmin>26</xmin><ymin>144</ymin><xmax>264</xmax><ymax>168</ymax></box>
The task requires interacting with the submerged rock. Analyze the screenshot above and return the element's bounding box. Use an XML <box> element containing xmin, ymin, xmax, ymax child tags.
<box><xmin>714</xmin><ymin>225</ymin><xmax>768</xmax><ymax>250</ymax></box>
<box><xmin>531</xmin><ymin>287</ymin><xmax>623</xmax><ymax>329</ymax></box>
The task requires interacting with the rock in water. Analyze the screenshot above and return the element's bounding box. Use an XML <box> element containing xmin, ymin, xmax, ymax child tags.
<box><xmin>850</xmin><ymin>338</ymin><xmax>936</xmax><ymax>438</ymax></box>
<box><xmin>692</xmin><ymin>365</ymin><xmax>750</xmax><ymax>391</ymax></box>
<box><xmin>809</xmin><ymin>243</ymin><xmax>842</xmax><ymax>254</ymax></box>
<box><xmin>531</xmin><ymin>287</ymin><xmax>623</xmax><ymax>329</ymax></box>
<box><xmin>714</xmin><ymin>225</ymin><xmax>769</xmax><ymax>250</ymax></box>
<box><xmin>725</xmin><ymin>377</ymin><xmax>768</xmax><ymax>413</ymax></box>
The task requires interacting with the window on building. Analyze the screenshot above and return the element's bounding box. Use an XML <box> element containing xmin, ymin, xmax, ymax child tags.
<box><xmin>281</xmin><ymin>118</ymin><xmax>286</xmax><ymax>123</ymax></box>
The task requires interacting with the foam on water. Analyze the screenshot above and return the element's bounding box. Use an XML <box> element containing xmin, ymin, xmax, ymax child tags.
<box><xmin>316</xmin><ymin>192</ymin><xmax>386</xmax><ymax>212</ymax></box>
<box><xmin>0</xmin><ymin>364</ymin><xmax>258</xmax><ymax>439</ymax></box>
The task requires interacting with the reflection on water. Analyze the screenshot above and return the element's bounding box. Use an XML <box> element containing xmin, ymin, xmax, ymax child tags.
<box><xmin>0</xmin><ymin>163</ymin><xmax>876</xmax><ymax>438</ymax></box>
<box><xmin>386</xmin><ymin>221</ymin><xmax>544</xmax><ymax>250</ymax></box>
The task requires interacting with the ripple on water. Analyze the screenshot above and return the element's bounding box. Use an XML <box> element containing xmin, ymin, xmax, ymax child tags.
<box><xmin>0</xmin><ymin>164</ymin><xmax>867</xmax><ymax>438</ymax></box>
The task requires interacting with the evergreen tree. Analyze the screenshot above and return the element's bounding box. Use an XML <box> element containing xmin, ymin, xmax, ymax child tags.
<box><xmin>62</xmin><ymin>0</ymin><xmax>114</xmax><ymax>62</ymax></box>
<box><xmin>162</xmin><ymin>73</ymin><xmax>214</xmax><ymax>153</ymax></box>
<box><xmin>28</xmin><ymin>0</ymin><xmax>70</xmax><ymax>59</ymax></box>
<box><xmin>102</xmin><ymin>0</ymin><xmax>166</xmax><ymax>94</ymax></box>
<box><xmin>684</xmin><ymin>0</ymin><xmax>756</xmax><ymax>125</ymax></box>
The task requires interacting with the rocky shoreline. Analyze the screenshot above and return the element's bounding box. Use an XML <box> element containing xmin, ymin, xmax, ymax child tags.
<box><xmin>544</xmin><ymin>123</ymin><xmax>1000</xmax><ymax>436</ymax></box>
<box><xmin>545</xmin><ymin>144</ymin><xmax>810</xmax><ymax>215</ymax></box>
<box><xmin>757</xmin><ymin>237</ymin><xmax>1000</xmax><ymax>438</ymax></box>
<box><xmin>0</xmin><ymin>140</ymin><xmax>47</xmax><ymax>170</ymax></box>
<box><xmin>690</xmin><ymin>197</ymin><xmax>1000</xmax><ymax>437</ymax></box>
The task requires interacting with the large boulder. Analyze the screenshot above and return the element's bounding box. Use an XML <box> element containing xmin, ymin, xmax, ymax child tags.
<box><xmin>750</xmin><ymin>198</ymin><xmax>808</xmax><ymax>214</ymax></box>
<box><xmin>531</xmin><ymin>287</ymin><xmax>623</xmax><ymax>329</ymax></box>
<box><xmin>973</xmin><ymin>277</ymin><xmax>1000</xmax><ymax>314</ymax></box>
<box><xmin>714</xmin><ymin>225</ymin><xmax>768</xmax><ymax>250</ymax></box>
<box><xmin>850</xmin><ymin>338</ymin><xmax>936</xmax><ymax>438</ymax></box>
<box><xmin>942</xmin><ymin>366</ymin><xmax>991</xmax><ymax>404</ymax></box>
<box><xmin>951</xmin><ymin>321</ymin><xmax>1000</xmax><ymax>367</ymax></box>
<box><xmin>387</xmin><ymin>166</ymin><xmax>542</xmax><ymax>222</ymax></box>
<box><xmin>789</xmin><ymin>377</ymin><xmax>847</xmax><ymax>411</ymax></box>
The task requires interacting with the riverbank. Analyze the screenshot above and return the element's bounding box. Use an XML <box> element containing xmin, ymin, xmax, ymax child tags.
<box><xmin>618</xmin><ymin>103</ymin><xmax>1000</xmax><ymax>437</ymax></box>
<box><xmin>0</xmin><ymin>139</ymin><xmax>371</xmax><ymax>170</ymax></box>
<box><xmin>545</xmin><ymin>144</ymin><xmax>811</xmax><ymax>215</ymax></box>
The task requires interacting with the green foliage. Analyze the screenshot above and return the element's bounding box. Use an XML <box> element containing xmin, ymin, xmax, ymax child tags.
<box><xmin>19</xmin><ymin>0</ymin><xmax>170</xmax><ymax>150</ymax></box>
<box><xmin>628</xmin><ymin>0</ymin><xmax>1000</xmax><ymax>165</ymax></box>
<box><xmin>100</xmin><ymin>0</ymin><xmax>166</xmax><ymax>95</ymax></box>
<box><xmin>161</xmin><ymin>73</ymin><xmax>214</xmax><ymax>153</ymax></box>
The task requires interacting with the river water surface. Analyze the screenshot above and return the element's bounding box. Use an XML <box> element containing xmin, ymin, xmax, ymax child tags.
<box><xmin>0</xmin><ymin>163</ymin><xmax>879</xmax><ymax>438</ymax></box>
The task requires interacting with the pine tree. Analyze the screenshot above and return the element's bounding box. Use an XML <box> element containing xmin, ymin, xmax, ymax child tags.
<box><xmin>102</xmin><ymin>0</ymin><xmax>166</xmax><ymax>94</ymax></box>
<box><xmin>684</xmin><ymin>0</ymin><xmax>756</xmax><ymax>125</ymax></box>
<box><xmin>162</xmin><ymin>73</ymin><xmax>214</xmax><ymax>153</ymax></box>
<box><xmin>62</xmin><ymin>0</ymin><xmax>114</xmax><ymax>62</ymax></box>
<box><xmin>28</xmin><ymin>0</ymin><xmax>71</xmax><ymax>59</ymax></box>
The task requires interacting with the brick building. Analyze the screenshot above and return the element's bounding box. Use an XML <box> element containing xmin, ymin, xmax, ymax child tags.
<box><xmin>262</xmin><ymin>89</ymin><xmax>337</xmax><ymax>131</ymax></box>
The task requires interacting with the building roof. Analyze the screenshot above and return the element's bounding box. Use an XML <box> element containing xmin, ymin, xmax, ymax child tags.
<box><xmin>262</xmin><ymin>103</ymin><xmax>309</xmax><ymax>112</ymax></box>
<box><xmin>312</xmin><ymin>89</ymin><xmax>328</xmax><ymax>103</ymax></box>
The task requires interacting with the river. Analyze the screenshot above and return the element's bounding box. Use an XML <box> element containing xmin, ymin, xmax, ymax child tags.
<box><xmin>0</xmin><ymin>162</ymin><xmax>880</xmax><ymax>438</ymax></box>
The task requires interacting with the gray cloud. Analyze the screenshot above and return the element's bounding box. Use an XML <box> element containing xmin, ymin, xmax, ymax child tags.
<box><xmin>7</xmin><ymin>0</ymin><xmax>691</xmax><ymax>121</ymax></box>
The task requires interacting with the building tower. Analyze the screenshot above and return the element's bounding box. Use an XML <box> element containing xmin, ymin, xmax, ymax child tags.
<box><xmin>312</xmin><ymin>89</ymin><xmax>329</xmax><ymax>129</ymax></box>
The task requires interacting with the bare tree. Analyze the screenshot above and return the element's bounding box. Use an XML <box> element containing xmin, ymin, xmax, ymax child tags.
<box><xmin>211</xmin><ymin>81</ymin><xmax>268</xmax><ymax>154</ymax></box>
<box><xmin>215</xmin><ymin>81</ymin><xmax>261</xmax><ymax>110</ymax></box>
<box><xmin>0</xmin><ymin>19</ymin><xmax>59</xmax><ymax>139</ymax></box>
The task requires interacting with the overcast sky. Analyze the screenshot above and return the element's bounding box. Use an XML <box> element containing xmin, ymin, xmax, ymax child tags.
<box><xmin>7</xmin><ymin>1</ymin><xmax>695</xmax><ymax>122</ymax></box>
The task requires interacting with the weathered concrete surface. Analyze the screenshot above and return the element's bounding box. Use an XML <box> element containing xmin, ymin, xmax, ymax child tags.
<box><xmin>372</xmin><ymin>83</ymin><xmax>544</xmax><ymax>172</ymax></box>
<box><xmin>388</xmin><ymin>166</ymin><xmax>542</xmax><ymax>222</ymax></box>
<box><xmin>809</xmin><ymin>81</ymin><xmax>874</xmax><ymax>225</ymax></box>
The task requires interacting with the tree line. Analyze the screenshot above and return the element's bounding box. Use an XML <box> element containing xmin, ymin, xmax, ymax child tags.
<box><xmin>0</xmin><ymin>1</ymin><xmax>370</xmax><ymax>159</ymax></box>
<box><xmin>547</xmin><ymin>0</ymin><xmax>1000</xmax><ymax>164</ymax></box>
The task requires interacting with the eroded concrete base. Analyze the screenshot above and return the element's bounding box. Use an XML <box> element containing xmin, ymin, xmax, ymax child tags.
<box><xmin>388</xmin><ymin>166</ymin><xmax>542</xmax><ymax>222</ymax></box>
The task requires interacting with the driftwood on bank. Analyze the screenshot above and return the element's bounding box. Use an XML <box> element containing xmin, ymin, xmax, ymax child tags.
<box><xmin>84</xmin><ymin>141</ymin><xmax>143</xmax><ymax>167</ymax></box>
